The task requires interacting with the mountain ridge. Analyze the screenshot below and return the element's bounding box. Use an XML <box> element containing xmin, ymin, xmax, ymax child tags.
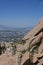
<box><xmin>0</xmin><ymin>25</ymin><xmax>32</xmax><ymax>31</ymax></box>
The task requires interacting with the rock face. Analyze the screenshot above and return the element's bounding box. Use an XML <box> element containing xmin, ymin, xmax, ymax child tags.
<box><xmin>23</xmin><ymin>19</ymin><xmax>43</xmax><ymax>41</ymax></box>
<box><xmin>0</xmin><ymin>19</ymin><xmax>43</xmax><ymax>65</ymax></box>
<box><xmin>21</xmin><ymin>51</ymin><xmax>29</xmax><ymax>65</ymax></box>
<box><xmin>6</xmin><ymin>46</ymin><xmax>14</xmax><ymax>56</ymax></box>
<box><xmin>21</xmin><ymin>19</ymin><xmax>43</xmax><ymax>65</ymax></box>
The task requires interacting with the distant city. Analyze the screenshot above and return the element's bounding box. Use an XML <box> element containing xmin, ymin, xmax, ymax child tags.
<box><xmin>0</xmin><ymin>25</ymin><xmax>32</xmax><ymax>43</ymax></box>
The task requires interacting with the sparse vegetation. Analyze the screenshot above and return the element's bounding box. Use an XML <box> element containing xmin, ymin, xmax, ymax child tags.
<box><xmin>21</xmin><ymin>49</ymin><xmax>26</xmax><ymax>54</ymax></box>
<box><xmin>12</xmin><ymin>45</ymin><xmax>17</xmax><ymax>54</ymax></box>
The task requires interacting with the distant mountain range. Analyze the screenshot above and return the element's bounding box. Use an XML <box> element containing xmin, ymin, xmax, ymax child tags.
<box><xmin>0</xmin><ymin>25</ymin><xmax>32</xmax><ymax>31</ymax></box>
<box><xmin>0</xmin><ymin>25</ymin><xmax>15</xmax><ymax>30</ymax></box>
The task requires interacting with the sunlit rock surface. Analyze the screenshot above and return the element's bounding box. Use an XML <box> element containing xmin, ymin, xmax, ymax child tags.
<box><xmin>0</xmin><ymin>19</ymin><xmax>43</xmax><ymax>65</ymax></box>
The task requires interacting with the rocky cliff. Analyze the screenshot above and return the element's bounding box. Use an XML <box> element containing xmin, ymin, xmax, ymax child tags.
<box><xmin>0</xmin><ymin>19</ymin><xmax>43</xmax><ymax>65</ymax></box>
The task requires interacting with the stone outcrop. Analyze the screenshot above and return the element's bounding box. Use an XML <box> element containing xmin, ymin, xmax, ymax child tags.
<box><xmin>23</xmin><ymin>19</ymin><xmax>43</xmax><ymax>41</ymax></box>
<box><xmin>21</xmin><ymin>51</ymin><xmax>29</xmax><ymax>65</ymax></box>
<box><xmin>0</xmin><ymin>19</ymin><xmax>43</xmax><ymax>65</ymax></box>
<box><xmin>21</xmin><ymin>19</ymin><xmax>43</xmax><ymax>65</ymax></box>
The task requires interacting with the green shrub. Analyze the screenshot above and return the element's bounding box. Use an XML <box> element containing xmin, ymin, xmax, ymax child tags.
<box><xmin>21</xmin><ymin>50</ymin><xmax>26</xmax><ymax>54</ymax></box>
<box><xmin>12</xmin><ymin>45</ymin><xmax>17</xmax><ymax>54</ymax></box>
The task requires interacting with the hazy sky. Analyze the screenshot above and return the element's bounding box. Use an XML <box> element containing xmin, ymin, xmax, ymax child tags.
<box><xmin>0</xmin><ymin>0</ymin><xmax>43</xmax><ymax>28</ymax></box>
